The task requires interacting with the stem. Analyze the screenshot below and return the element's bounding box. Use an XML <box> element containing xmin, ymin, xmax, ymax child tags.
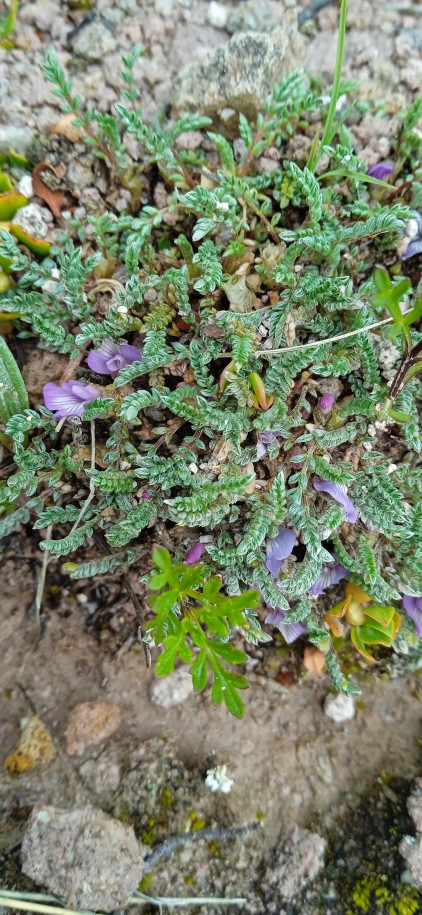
<box><xmin>69</xmin><ymin>420</ymin><xmax>96</xmax><ymax>534</ymax></box>
<box><xmin>307</xmin><ymin>0</ymin><xmax>348</xmax><ymax>171</ymax></box>
<box><xmin>239</xmin><ymin>196</ymin><xmax>280</xmax><ymax>244</ymax></box>
<box><xmin>34</xmin><ymin>525</ymin><xmax>52</xmax><ymax>625</ymax></box>
<box><xmin>221</xmin><ymin>309</ymin><xmax>414</xmax><ymax>358</ymax></box>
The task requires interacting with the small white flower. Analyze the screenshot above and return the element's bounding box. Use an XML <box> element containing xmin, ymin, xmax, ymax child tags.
<box><xmin>205</xmin><ymin>764</ymin><xmax>234</xmax><ymax>794</ymax></box>
<box><xmin>215</xmin><ymin>201</ymin><xmax>229</xmax><ymax>211</ymax></box>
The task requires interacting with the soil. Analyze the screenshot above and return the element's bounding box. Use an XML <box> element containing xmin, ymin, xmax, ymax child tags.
<box><xmin>1</xmin><ymin>0</ymin><xmax>422</xmax><ymax>912</ymax></box>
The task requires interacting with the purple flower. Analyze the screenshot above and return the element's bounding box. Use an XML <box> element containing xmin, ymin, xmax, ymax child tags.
<box><xmin>87</xmin><ymin>338</ymin><xmax>142</xmax><ymax>375</ymax></box>
<box><xmin>266</xmin><ymin>527</ymin><xmax>296</xmax><ymax>578</ymax></box>
<box><xmin>313</xmin><ymin>478</ymin><xmax>358</xmax><ymax>524</ymax></box>
<box><xmin>401</xmin><ymin>239</ymin><xmax>422</xmax><ymax>261</ymax></box>
<box><xmin>265</xmin><ymin>607</ymin><xmax>306</xmax><ymax>643</ymax></box>
<box><xmin>367</xmin><ymin>162</ymin><xmax>394</xmax><ymax>181</ymax></box>
<box><xmin>319</xmin><ymin>393</ymin><xmax>335</xmax><ymax>411</ymax></box>
<box><xmin>185</xmin><ymin>541</ymin><xmax>205</xmax><ymax>564</ymax></box>
<box><xmin>402</xmin><ymin>595</ymin><xmax>422</xmax><ymax>637</ymax></box>
<box><xmin>43</xmin><ymin>380</ymin><xmax>102</xmax><ymax>418</ymax></box>
<box><xmin>257</xmin><ymin>430</ymin><xmax>283</xmax><ymax>459</ymax></box>
<box><xmin>141</xmin><ymin>490</ymin><xmax>153</xmax><ymax>499</ymax></box>
<box><xmin>310</xmin><ymin>553</ymin><xmax>349</xmax><ymax>596</ymax></box>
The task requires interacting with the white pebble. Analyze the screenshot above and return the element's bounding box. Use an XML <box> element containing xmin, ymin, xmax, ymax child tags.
<box><xmin>150</xmin><ymin>667</ymin><xmax>194</xmax><ymax>708</ymax></box>
<box><xmin>324</xmin><ymin>693</ymin><xmax>355</xmax><ymax>723</ymax></box>
<box><xmin>18</xmin><ymin>175</ymin><xmax>33</xmax><ymax>198</ymax></box>
<box><xmin>207</xmin><ymin>1</ymin><xmax>228</xmax><ymax>28</ymax></box>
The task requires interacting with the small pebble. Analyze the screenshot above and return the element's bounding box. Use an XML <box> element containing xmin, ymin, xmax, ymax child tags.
<box><xmin>324</xmin><ymin>693</ymin><xmax>355</xmax><ymax>723</ymax></box>
<box><xmin>207</xmin><ymin>1</ymin><xmax>228</xmax><ymax>29</ymax></box>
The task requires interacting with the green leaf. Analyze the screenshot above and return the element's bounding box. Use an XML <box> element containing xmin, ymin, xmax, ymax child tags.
<box><xmin>0</xmin><ymin>336</ymin><xmax>29</xmax><ymax>423</ymax></box>
<box><xmin>190</xmin><ymin>650</ymin><xmax>208</xmax><ymax>691</ymax></box>
<box><xmin>155</xmin><ymin>631</ymin><xmax>193</xmax><ymax>677</ymax></box>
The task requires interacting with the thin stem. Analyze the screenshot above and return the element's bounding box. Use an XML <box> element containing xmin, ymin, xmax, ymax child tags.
<box><xmin>93</xmin><ymin>529</ymin><xmax>151</xmax><ymax>668</ymax></box>
<box><xmin>239</xmin><ymin>196</ymin><xmax>280</xmax><ymax>244</ymax></box>
<box><xmin>34</xmin><ymin>525</ymin><xmax>52</xmax><ymax>625</ymax></box>
<box><xmin>69</xmin><ymin>420</ymin><xmax>96</xmax><ymax>534</ymax></box>
<box><xmin>144</xmin><ymin>821</ymin><xmax>262</xmax><ymax>871</ymax></box>
<box><xmin>307</xmin><ymin>0</ymin><xmax>348</xmax><ymax>170</ymax></box>
<box><xmin>132</xmin><ymin>891</ymin><xmax>247</xmax><ymax>907</ymax></box>
<box><xmin>0</xmin><ymin>892</ymin><xmax>246</xmax><ymax>913</ymax></box>
<box><xmin>219</xmin><ymin>309</ymin><xmax>413</xmax><ymax>358</ymax></box>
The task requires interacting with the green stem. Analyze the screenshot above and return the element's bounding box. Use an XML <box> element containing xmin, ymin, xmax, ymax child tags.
<box><xmin>307</xmin><ymin>0</ymin><xmax>348</xmax><ymax>171</ymax></box>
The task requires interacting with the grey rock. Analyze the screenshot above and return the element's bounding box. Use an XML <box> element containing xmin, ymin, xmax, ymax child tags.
<box><xmin>65</xmin><ymin>161</ymin><xmax>95</xmax><ymax>196</ymax></box>
<box><xmin>400</xmin><ymin>779</ymin><xmax>422</xmax><ymax>889</ymax></box>
<box><xmin>21</xmin><ymin>805</ymin><xmax>145</xmax><ymax>911</ymax></box>
<box><xmin>71</xmin><ymin>21</ymin><xmax>116</xmax><ymax>61</ymax></box>
<box><xmin>400</xmin><ymin>834</ymin><xmax>422</xmax><ymax>889</ymax></box>
<box><xmin>226</xmin><ymin>0</ymin><xmax>279</xmax><ymax>34</ymax></box>
<box><xmin>406</xmin><ymin>777</ymin><xmax>422</xmax><ymax>835</ymax></box>
<box><xmin>262</xmin><ymin>824</ymin><xmax>326</xmax><ymax>901</ymax></box>
<box><xmin>150</xmin><ymin>667</ymin><xmax>194</xmax><ymax>708</ymax></box>
<box><xmin>12</xmin><ymin>204</ymin><xmax>49</xmax><ymax>239</ymax></box>
<box><xmin>171</xmin><ymin>23</ymin><xmax>304</xmax><ymax>135</ymax></box>
<box><xmin>0</xmin><ymin>125</ymin><xmax>34</xmax><ymax>157</ymax></box>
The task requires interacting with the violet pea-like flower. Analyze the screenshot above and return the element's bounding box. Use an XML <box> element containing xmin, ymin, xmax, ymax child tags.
<box><xmin>319</xmin><ymin>393</ymin><xmax>335</xmax><ymax>411</ymax></box>
<box><xmin>185</xmin><ymin>541</ymin><xmax>205</xmax><ymax>564</ymax></box>
<box><xmin>257</xmin><ymin>429</ymin><xmax>283</xmax><ymax>460</ymax></box>
<box><xmin>43</xmin><ymin>380</ymin><xmax>103</xmax><ymax>418</ymax></box>
<box><xmin>310</xmin><ymin>552</ymin><xmax>349</xmax><ymax>596</ymax></box>
<box><xmin>313</xmin><ymin>478</ymin><xmax>358</xmax><ymax>524</ymax></box>
<box><xmin>402</xmin><ymin>595</ymin><xmax>422</xmax><ymax>638</ymax></box>
<box><xmin>265</xmin><ymin>607</ymin><xmax>306</xmax><ymax>643</ymax></box>
<box><xmin>367</xmin><ymin>161</ymin><xmax>394</xmax><ymax>182</ymax></box>
<box><xmin>87</xmin><ymin>338</ymin><xmax>142</xmax><ymax>375</ymax></box>
<box><xmin>266</xmin><ymin>527</ymin><xmax>296</xmax><ymax>578</ymax></box>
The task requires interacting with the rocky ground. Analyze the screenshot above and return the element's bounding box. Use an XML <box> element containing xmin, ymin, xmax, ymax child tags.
<box><xmin>2</xmin><ymin>0</ymin><xmax>422</xmax><ymax>912</ymax></box>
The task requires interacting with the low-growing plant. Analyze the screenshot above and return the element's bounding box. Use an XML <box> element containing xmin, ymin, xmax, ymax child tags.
<box><xmin>1</xmin><ymin>0</ymin><xmax>422</xmax><ymax>715</ymax></box>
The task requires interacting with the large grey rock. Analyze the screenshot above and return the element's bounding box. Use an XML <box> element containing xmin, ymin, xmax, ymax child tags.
<box><xmin>262</xmin><ymin>824</ymin><xmax>326</xmax><ymax>901</ymax></box>
<box><xmin>171</xmin><ymin>23</ymin><xmax>305</xmax><ymax>135</ymax></box>
<box><xmin>21</xmin><ymin>805</ymin><xmax>144</xmax><ymax>911</ymax></box>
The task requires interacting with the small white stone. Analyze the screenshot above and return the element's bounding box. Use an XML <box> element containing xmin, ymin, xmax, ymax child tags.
<box><xmin>188</xmin><ymin>462</ymin><xmax>198</xmax><ymax>474</ymax></box>
<box><xmin>404</xmin><ymin>218</ymin><xmax>419</xmax><ymax>241</ymax></box>
<box><xmin>150</xmin><ymin>667</ymin><xmax>194</xmax><ymax>708</ymax></box>
<box><xmin>18</xmin><ymin>175</ymin><xmax>33</xmax><ymax>198</ymax></box>
<box><xmin>207</xmin><ymin>1</ymin><xmax>228</xmax><ymax>28</ymax></box>
<box><xmin>155</xmin><ymin>0</ymin><xmax>174</xmax><ymax>14</ymax></box>
<box><xmin>205</xmin><ymin>764</ymin><xmax>234</xmax><ymax>794</ymax></box>
<box><xmin>324</xmin><ymin>693</ymin><xmax>355</xmax><ymax>723</ymax></box>
<box><xmin>219</xmin><ymin>107</ymin><xmax>236</xmax><ymax>122</ymax></box>
<box><xmin>387</xmin><ymin>463</ymin><xmax>397</xmax><ymax>474</ymax></box>
<box><xmin>117</xmin><ymin>305</ymin><xmax>128</xmax><ymax>314</ymax></box>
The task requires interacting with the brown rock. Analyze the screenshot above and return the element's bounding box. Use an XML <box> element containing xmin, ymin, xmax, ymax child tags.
<box><xmin>65</xmin><ymin>701</ymin><xmax>121</xmax><ymax>757</ymax></box>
